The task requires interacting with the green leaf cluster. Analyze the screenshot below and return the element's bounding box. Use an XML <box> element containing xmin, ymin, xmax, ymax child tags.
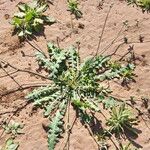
<box><xmin>12</xmin><ymin>0</ymin><xmax>55</xmax><ymax>37</ymax></box>
<box><xmin>1</xmin><ymin>138</ymin><xmax>19</xmax><ymax>150</ymax></box>
<box><xmin>26</xmin><ymin>43</ymin><xmax>136</xmax><ymax>150</ymax></box>
<box><xmin>137</xmin><ymin>0</ymin><xmax>150</xmax><ymax>11</ymax></box>
<box><xmin>127</xmin><ymin>0</ymin><xmax>150</xmax><ymax>11</ymax></box>
<box><xmin>67</xmin><ymin>0</ymin><xmax>82</xmax><ymax>18</ymax></box>
<box><xmin>2</xmin><ymin>121</ymin><xmax>24</xmax><ymax>137</ymax></box>
<box><xmin>106</xmin><ymin>104</ymin><xmax>137</xmax><ymax>135</ymax></box>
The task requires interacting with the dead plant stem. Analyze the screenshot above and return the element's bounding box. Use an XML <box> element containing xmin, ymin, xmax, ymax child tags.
<box><xmin>95</xmin><ymin>4</ymin><xmax>113</xmax><ymax>56</ymax></box>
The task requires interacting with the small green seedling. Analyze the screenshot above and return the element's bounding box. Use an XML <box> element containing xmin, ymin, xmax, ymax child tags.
<box><xmin>1</xmin><ymin>138</ymin><xmax>19</xmax><ymax>150</ymax></box>
<box><xmin>12</xmin><ymin>0</ymin><xmax>55</xmax><ymax>38</ymax></box>
<box><xmin>2</xmin><ymin>120</ymin><xmax>24</xmax><ymax>137</ymax></box>
<box><xmin>106</xmin><ymin>104</ymin><xmax>137</xmax><ymax>136</ymax></box>
<box><xmin>67</xmin><ymin>0</ymin><xmax>82</xmax><ymax>18</ymax></box>
<box><xmin>120</xmin><ymin>64</ymin><xmax>135</xmax><ymax>84</ymax></box>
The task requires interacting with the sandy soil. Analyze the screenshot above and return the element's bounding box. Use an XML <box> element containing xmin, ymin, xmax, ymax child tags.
<box><xmin>0</xmin><ymin>0</ymin><xmax>150</xmax><ymax>149</ymax></box>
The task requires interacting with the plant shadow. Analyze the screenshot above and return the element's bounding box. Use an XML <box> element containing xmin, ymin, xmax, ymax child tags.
<box><xmin>124</xmin><ymin>127</ymin><xmax>143</xmax><ymax>149</ymax></box>
<box><xmin>79</xmin><ymin>112</ymin><xmax>143</xmax><ymax>150</ymax></box>
<box><xmin>89</xmin><ymin>114</ymin><xmax>103</xmax><ymax>135</ymax></box>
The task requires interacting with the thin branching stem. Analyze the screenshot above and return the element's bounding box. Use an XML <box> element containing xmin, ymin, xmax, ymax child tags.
<box><xmin>100</xmin><ymin>111</ymin><xmax>120</xmax><ymax>150</ymax></box>
<box><xmin>107</xmin><ymin>42</ymin><xmax>124</xmax><ymax>57</ymax></box>
<box><xmin>0</xmin><ymin>58</ymin><xmax>50</xmax><ymax>80</ymax></box>
<box><xmin>94</xmin><ymin>4</ymin><xmax>113</xmax><ymax>56</ymax></box>
<box><xmin>0</xmin><ymin>83</ymin><xmax>49</xmax><ymax>98</ymax></box>
<box><xmin>0</xmin><ymin>101</ymin><xmax>29</xmax><ymax>139</ymax></box>
<box><xmin>1</xmin><ymin>66</ymin><xmax>22</xmax><ymax>88</ymax></box>
<box><xmin>61</xmin><ymin>116</ymin><xmax>77</xmax><ymax>150</ymax></box>
<box><xmin>86</xmin><ymin>123</ymin><xmax>100</xmax><ymax>148</ymax></box>
<box><xmin>25</xmin><ymin>36</ymin><xmax>47</xmax><ymax>57</ymax></box>
<box><xmin>140</xmin><ymin>115</ymin><xmax>150</xmax><ymax>130</ymax></box>
<box><xmin>66</xmin><ymin>100</ymin><xmax>71</xmax><ymax>150</ymax></box>
<box><xmin>100</xmin><ymin>25</ymin><xmax>124</xmax><ymax>55</ymax></box>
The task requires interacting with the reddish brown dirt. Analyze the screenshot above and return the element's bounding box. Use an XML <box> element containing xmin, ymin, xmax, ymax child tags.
<box><xmin>0</xmin><ymin>0</ymin><xmax>150</xmax><ymax>149</ymax></box>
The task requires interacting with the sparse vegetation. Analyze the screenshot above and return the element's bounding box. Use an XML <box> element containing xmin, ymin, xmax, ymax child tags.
<box><xmin>1</xmin><ymin>0</ymin><xmax>149</xmax><ymax>149</ymax></box>
<box><xmin>2</xmin><ymin>120</ymin><xmax>24</xmax><ymax>137</ymax></box>
<box><xmin>12</xmin><ymin>0</ymin><xmax>55</xmax><ymax>38</ymax></box>
<box><xmin>106</xmin><ymin>104</ymin><xmax>137</xmax><ymax>136</ymax></box>
<box><xmin>1</xmin><ymin>138</ymin><xmax>19</xmax><ymax>150</ymax></box>
<box><xmin>127</xmin><ymin>0</ymin><xmax>150</xmax><ymax>11</ymax></box>
<box><xmin>137</xmin><ymin>0</ymin><xmax>150</xmax><ymax>11</ymax></box>
<box><xmin>67</xmin><ymin>0</ymin><xmax>82</xmax><ymax>18</ymax></box>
